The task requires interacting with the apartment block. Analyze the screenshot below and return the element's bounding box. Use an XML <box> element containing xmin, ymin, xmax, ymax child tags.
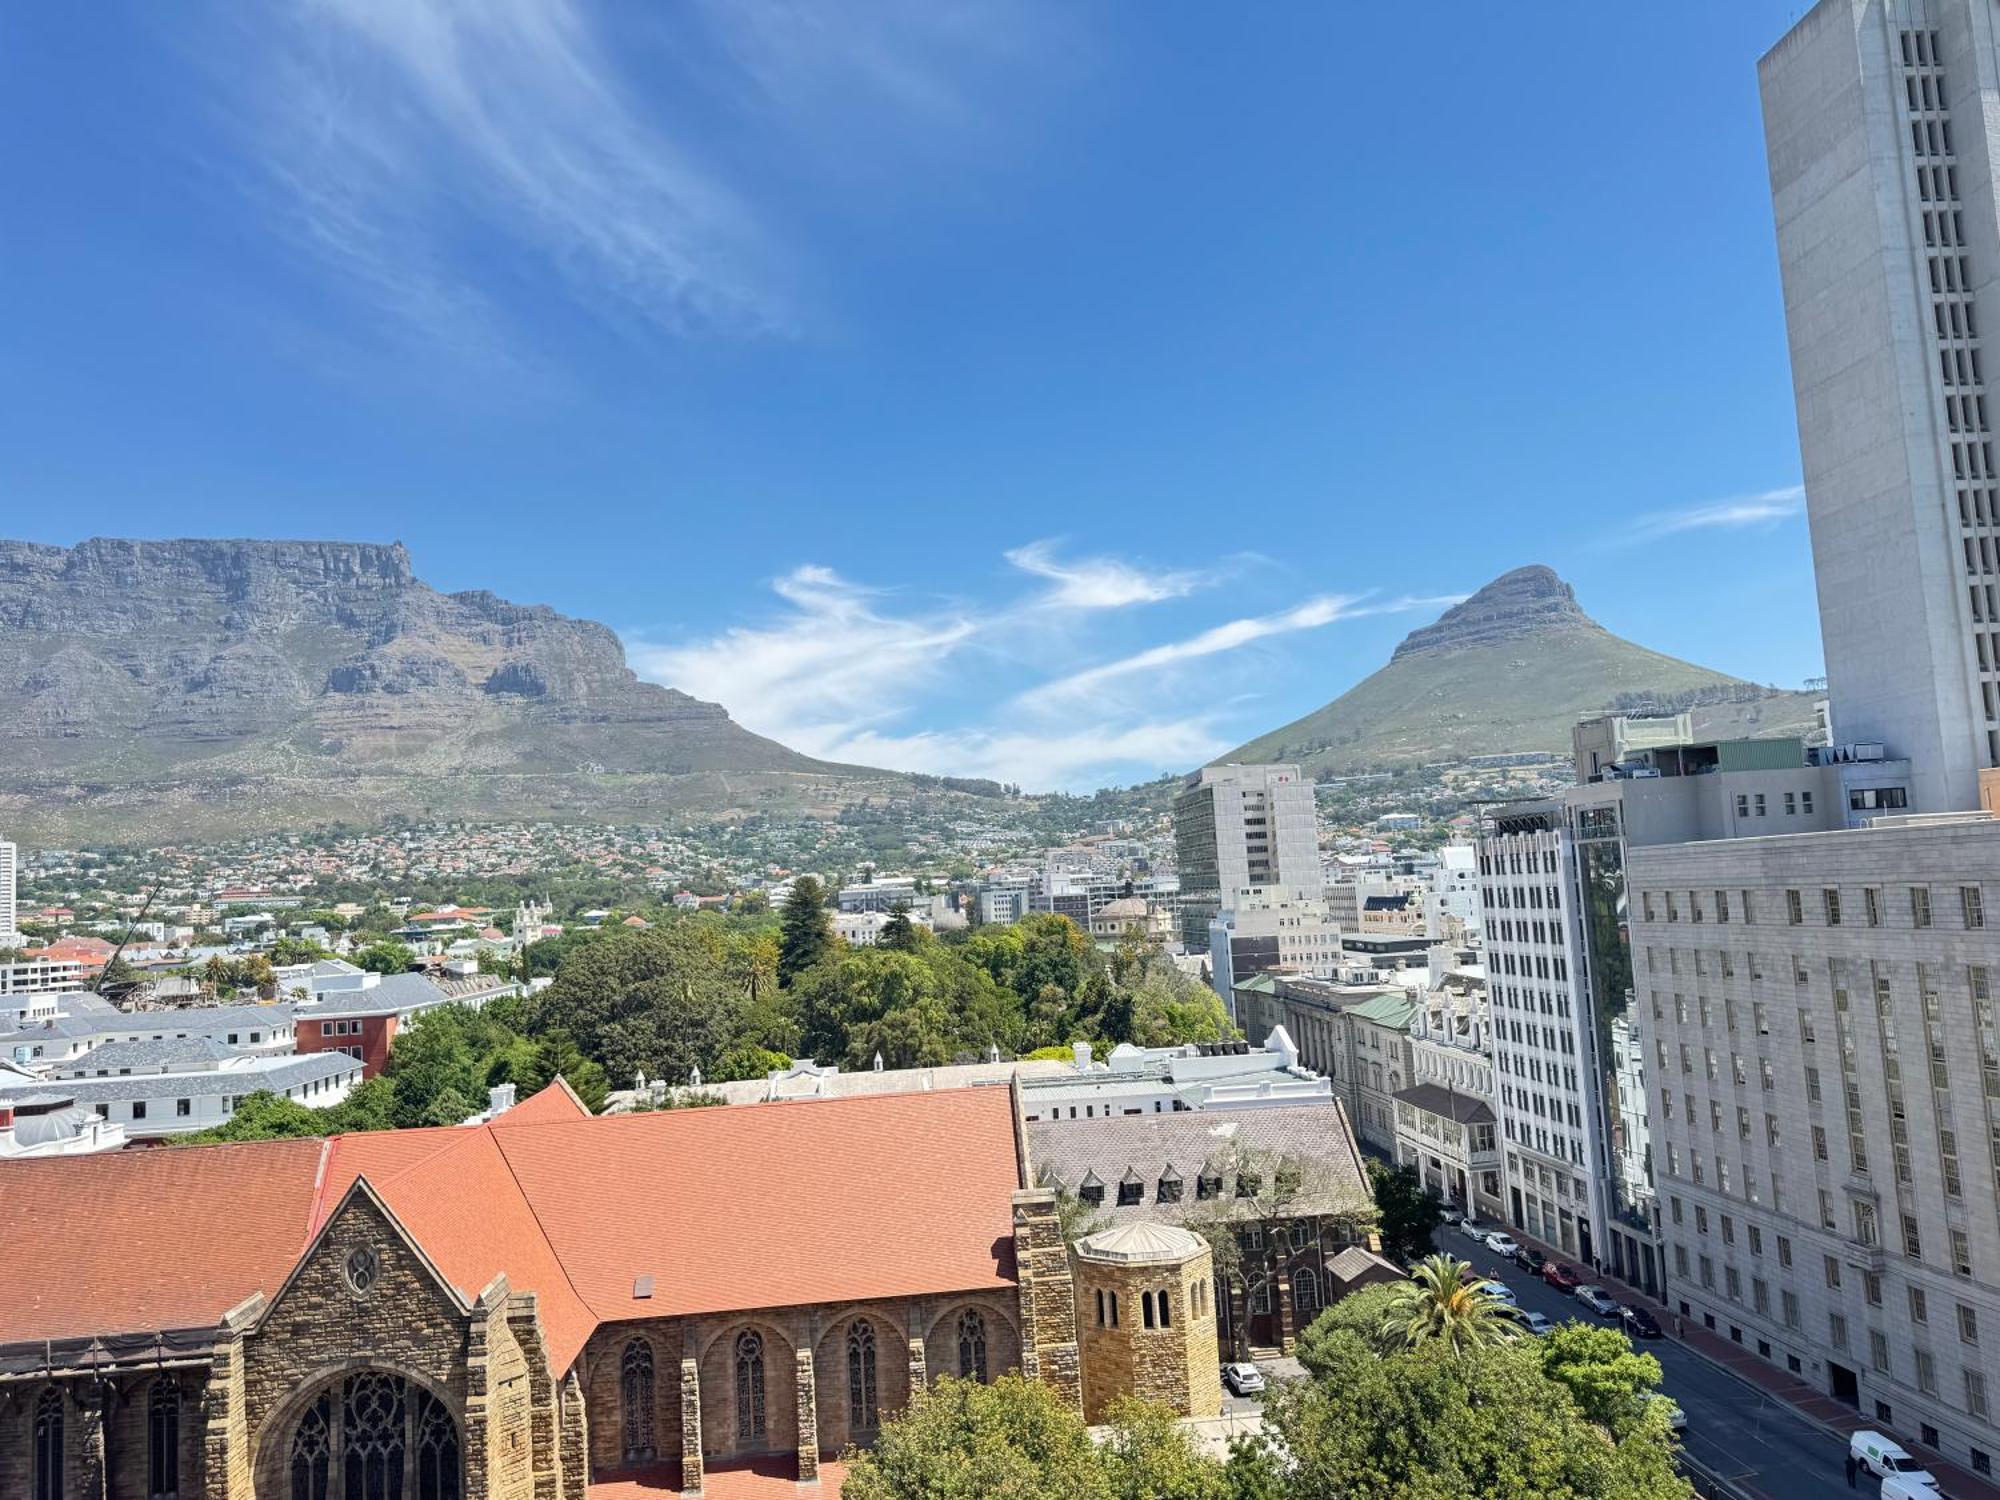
<box><xmin>1173</xmin><ymin>764</ymin><xmax>1321</xmax><ymax>952</ymax></box>
<box><xmin>1638</xmin><ymin>812</ymin><xmax>2000</xmax><ymax>1467</ymax></box>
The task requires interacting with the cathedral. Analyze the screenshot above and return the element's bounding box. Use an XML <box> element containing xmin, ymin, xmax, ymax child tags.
<box><xmin>0</xmin><ymin>1079</ymin><xmax>1224</xmax><ymax>1500</ymax></box>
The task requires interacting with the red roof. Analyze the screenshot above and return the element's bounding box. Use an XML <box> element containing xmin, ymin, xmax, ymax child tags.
<box><xmin>0</xmin><ymin>1085</ymin><xmax>1022</xmax><ymax>1376</ymax></box>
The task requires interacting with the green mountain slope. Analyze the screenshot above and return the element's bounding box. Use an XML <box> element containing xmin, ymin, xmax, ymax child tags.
<box><xmin>1220</xmin><ymin>565</ymin><xmax>1819</xmax><ymax>773</ymax></box>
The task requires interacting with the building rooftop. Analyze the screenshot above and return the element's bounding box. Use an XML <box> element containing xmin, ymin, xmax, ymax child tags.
<box><xmin>1392</xmin><ymin>1081</ymin><xmax>1495</xmax><ymax>1125</ymax></box>
<box><xmin>1075</xmin><ymin>1221</ymin><xmax>1206</xmax><ymax>1265</ymax></box>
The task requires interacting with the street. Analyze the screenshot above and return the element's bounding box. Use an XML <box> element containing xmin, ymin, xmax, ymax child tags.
<box><xmin>1442</xmin><ymin>1234</ymin><xmax>1858</xmax><ymax>1500</ymax></box>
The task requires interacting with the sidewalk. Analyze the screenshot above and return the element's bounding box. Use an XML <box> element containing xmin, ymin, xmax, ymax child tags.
<box><xmin>1507</xmin><ymin>1229</ymin><xmax>2000</xmax><ymax>1500</ymax></box>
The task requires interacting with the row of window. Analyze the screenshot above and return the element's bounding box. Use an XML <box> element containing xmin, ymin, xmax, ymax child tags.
<box><xmin>33</xmin><ymin>1381</ymin><xmax>185</xmax><ymax>1500</ymax></box>
<box><xmin>1641</xmin><ymin>882</ymin><xmax>1982</xmax><ymax>931</ymax></box>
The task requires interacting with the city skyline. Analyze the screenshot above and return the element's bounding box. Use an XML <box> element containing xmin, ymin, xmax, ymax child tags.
<box><xmin>2</xmin><ymin>4</ymin><xmax>1825</xmax><ymax>791</ymax></box>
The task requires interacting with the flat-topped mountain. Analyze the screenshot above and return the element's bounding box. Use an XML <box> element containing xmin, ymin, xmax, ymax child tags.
<box><xmin>1219</xmin><ymin>565</ymin><xmax>1819</xmax><ymax>774</ymax></box>
<box><xmin>0</xmin><ymin>538</ymin><xmax>908</xmax><ymax>841</ymax></box>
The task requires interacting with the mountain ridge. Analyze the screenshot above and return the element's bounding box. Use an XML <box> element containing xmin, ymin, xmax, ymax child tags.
<box><xmin>1219</xmin><ymin>564</ymin><xmax>1819</xmax><ymax>774</ymax></box>
<box><xmin>0</xmin><ymin>537</ymin><xmax>919</xmax><ymax>842</ymax></box>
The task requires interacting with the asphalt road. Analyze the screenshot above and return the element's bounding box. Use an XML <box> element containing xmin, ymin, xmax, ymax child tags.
<box><xmin>1444</xmin><ymin>1231</ymin><xmax>1862</xmax><ymax>1500</ymax></box>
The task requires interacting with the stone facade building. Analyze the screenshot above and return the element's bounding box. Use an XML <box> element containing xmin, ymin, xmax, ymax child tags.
<box><xmin>1028</xmin><ymin>1101</ymin><xmax>1377</xmax><ymax>1357</ymax></box>
<box><xmin>1071</xmin><ymin>1224</ymin><xmax>1221</xmax><ymax>1425</ymax></box>
<box><xmin>1636</xmin><ymin>812</ymin><xmax>2000</xmax><ymax>1475</ymax></box>
<box><xmin>0</xmin><ymin>1081</ymin><xmax>1086</xmax><ymax>1500</ymax></box>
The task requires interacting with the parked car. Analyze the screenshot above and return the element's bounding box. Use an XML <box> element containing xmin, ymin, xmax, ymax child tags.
<box><xmin>1641</xmin><ymin>1393</ymin><xmax>1687</xmax><ymax>1435</ymax></box>
<box><xmin>1879</xmin><ymin>1476</ymin><xmax>1942</xmax><ymax>1500</ymax></box>
<box><xmin>1456</xmin><ymin>1217</ymin><xmax>1488</xmax><ymax>1241</ymax></box>
<box><xmin>1484</xmin><ymin>1232</ymin><xmax>1522</xmax><ymax>1258</ymax></box>
<box><xmin>1542</xmin><ymin>1262</ymin><xmax>1583</xmax><ymax>1291</ymax></box>
<box><xmin>1619</xmin><ymin>1305</ymin><xmax>1663</xmax><ymax>1339</ymax></box>
<box><xmin>1222</xmin><ymin>1363</ymin><xmax>1266</xmax><ymax>1397</ymax></box>
<box><xmin>1850</xmin><ymin>1430</ymin><xmax>1937</xmax><ymax>1488</ymax></box>
<box><xmin>1510</xmin><ymin>1309</ymin><xmax>1554</xmax><ymax>1337</ymax></box>
<box><xmin>1482</xmin><ymin>1278</ymin><xmax>1517</xmax><ymax>1306</ymax></box>
<box><xmin>1512</xmin><ymin>1246</ymin><xmax>1546</xmax><ymax>1275</ymax></box>
<box><xmin>1574</xmin><ymin>1285</ymin><xmax>1620</xmax><ymax>1317</ymax></box>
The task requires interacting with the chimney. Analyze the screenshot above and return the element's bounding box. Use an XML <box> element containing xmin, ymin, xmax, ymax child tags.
<box><xmin>487</xmin><ymin>1083</ymin><xmax>516</xmax><ymax>1117</ymax></box>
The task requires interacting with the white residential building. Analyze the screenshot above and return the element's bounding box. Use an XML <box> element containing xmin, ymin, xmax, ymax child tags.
<box><xmin>0</xmin><ymin>838</ymin><xmax>17</xmax><ymax>945</ymax></box>
<box><xmin>0</xmin><ymin>1040</ymin><xmax>361</xmax><ymax>1139</ymax></box>
<box><xmin>1394</xmin><ymin>967</ymin><xmax>1503</xmax><ymax>1223</ymax></box>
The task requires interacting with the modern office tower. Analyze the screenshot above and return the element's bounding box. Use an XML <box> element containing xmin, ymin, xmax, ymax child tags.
<box><xmin>1206</xmin><ymin>892</ymin><xmax>1343</xmax><ymax>995</ymax></box>
<box><xmin>1762</xmin><ymin>0</ymin><xmax>2000</xmax><ymax>812</ymax></box>
<box><xmin>0</xmin><ymin>839</ymin><xmax>16</xmax><ymax>946</ymax></box>
<box><xmin>1479</xmin><ymin>720</ymin><xmax>1870</xmax><ymax>1294</ymax></box>
<box><xmin>1636</xmin><ymin>812</ymin><xmax>2000</xmax><ymax>1466</ymax></box>
<box><xmin>1173</xmin><ymin>764</ymin><xmax>1322</xmax><ymax>952</ymax></box>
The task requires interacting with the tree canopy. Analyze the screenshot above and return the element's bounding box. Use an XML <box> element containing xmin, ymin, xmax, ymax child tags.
<box><xmin>778</xmin><ymin>876</ymin><xmax>837</xmax><ymax>985</ymax></box>
<box><xmin>1368</xmin><ymin>1160</ymin><xmax>1443</xmax><ymax>1263</ymax></box>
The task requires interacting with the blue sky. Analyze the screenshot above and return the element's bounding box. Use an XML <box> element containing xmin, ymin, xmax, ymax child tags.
<box><xmin>1</xmin><ymin>3</ymin><xmax>1823</xmax><ymax>791</ymax></box>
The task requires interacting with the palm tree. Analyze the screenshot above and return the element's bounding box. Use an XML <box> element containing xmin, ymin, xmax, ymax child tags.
<box><xmin>1381</xmin><ymin>1254</ymin><xmax>1518</xmax><ymax>1354</ymax></box>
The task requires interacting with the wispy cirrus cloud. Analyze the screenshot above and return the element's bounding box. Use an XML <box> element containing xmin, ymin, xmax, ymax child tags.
<box><xmin>1016</xmin><ymin>591</ymin><xmax>1466</xmax><ymax>710</ymax></box>
<box><xmin>1610</xmin><ymin>485</ymin><xmax>1806</xmax><ymax>546</ymax></box>
<box><xmin>627</xmin><ymin>547</ymin><xmax>1460</xmax><ymax>790</ymax></box>
<box><xmin>1004</xmin><ymin>540</ymin><xmax>1211</xmax><ymax>610</ymax></box>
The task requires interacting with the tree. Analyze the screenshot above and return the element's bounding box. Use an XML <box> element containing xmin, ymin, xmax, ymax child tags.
<box><xmin>1295</xmin><ymin>1283</ymin><xmax>1402</xmax><ymax>1373</ymax></box>
<box><xmin>1262</xmin><ymin>1333</ymin><xmax>1691</xmax><ymax>1500</ymax></box>
<box><xmin>1537</xmin><ymin>1323</ymin><xmax>1664</xmax><ymax>1436</ymax></box>
<box><xmin>526</xmin><ymin>926</ymin><xmax>747</xmax><ymax>1087</ymax></box>
<box><xmin>355</xmin><ymin>941</ymin><xmax>415</xmax><ymax>976</ymax></box>
<box><xmin>1380</xmin><ymin>1255</ymin><xmax>1518</xmax><ymax>1355</ymax></box>
<box><xmin>269</xmin><ymin>935</ymin><xmax>331</xmax><ymax>966</ymax></box>
<box><xmin>878</xmin><ymin>905</ymin><xmax>923</xmax><ymax>953</ymax></box>
<box><xmin>843</xmin><ymin>1377</ymin><xmax>1226</xmax><ymax>1500</ymax></box>
<box><xmin>1124</xmin><ymin>958</ymin><xmax>1234</xmax><ymax>1047</ymax></box>
<box><xmin>778</xmin><ymin>876</ymin><xmax>837</xmax><ymax>985</ymax></box>
<box><xmin>381</xmin><ymin>1003</ymin><xmax>530</xmax><ymax>1128</ymax></box>
<box><xmin>1368</xmin><ymin>1160</ymin><xmax>1443</xmax><ymax>1263</ymax></box>
<box><xmin>517</xmin><ymin>1030</ymin><xmax>610</xmax><ymax>1113</ymax></box>
<box><xmin>711</xmin><ymin>1045</ymin><xmax>791</xmax><ymax>1082</ymax></box>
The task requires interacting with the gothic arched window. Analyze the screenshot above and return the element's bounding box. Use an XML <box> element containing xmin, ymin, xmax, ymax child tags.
<box><xmin>148</xmin><ymin>1382</ymin><xmax>181</xmax><ymax>1500</ymax></box>
<box><xmin>620</xmin><ymin>1340</ymin><xmax>657</xmax><ymax>1461</ymax></box>
<box><xmin>284</xmin><ymin>1375</ymin><xmax>457</xmax><ymax>1500</ymax></box>
<box><xmin>956</xmin><ymin>1310</ymin><xmax>989</xmax><ymax>1384</ymax></box>
<box><xmin>289</xmin><ymin>1393</ymin><xmax>331</xmax><ymax>1500</ymax></box>
<box><xmin>33</xmin><ymin>1388</ymin><xmax>63</xmax><ymax>1500</ymax></box>
<box><xmin>846</xmin><ymin>1321</ymin><xmax>880</xmax><ymax>1433</ymax></box>
<box><xmin>1293</xmin><ymin>1266</ymin><xmax>1320</xmax><ymax>1313</ymax></box>
<box><xmin>734</xmin><ymin>1332</ymin><xmax>767</xmax><ymax>1443</ymax></box>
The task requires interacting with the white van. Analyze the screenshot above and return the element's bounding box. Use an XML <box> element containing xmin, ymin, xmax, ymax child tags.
<box><xmin>1881</xmin><ymin>1476</ymin><xmax>1943</xmax><ymax>1500</ymax></box>
<box><xmin>1851</xmin><ymin>1430</ymin><xmax>1938</xmax><ymax>1488</ymax></box>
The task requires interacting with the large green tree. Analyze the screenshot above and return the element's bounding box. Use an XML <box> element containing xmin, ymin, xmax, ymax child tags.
<box><xmin>1537</xmin><ymin>1323</ymin><xmax>1666</xmax><ymax>1437</ymax></box>
<box><xmin>789</xmin><ymin>946</ymin><xmax>1021</xmax><ymax>1068</ymax></box>
<box><xmin>526</xmin><ymin>926</ymin><xmax>747</xmax><ymax>1087</ymax></box>
<box><xmin>842</xmin><ymin>1377</ymin><xmax>1228</xmax><ymax>1500</ymax></box>
<box><xmin>1264</xmin><ymin>1329</ymin><xmax>1690</xmax><ymax>1499</ymax></box>
<box><xmin>1123</xmin><ymin>957</ymin><xmax>1235</xmax><ymax>1047</ymax></box>
<box><xmin>778</xmin><ymin>876</ymin><xmax>837</xmax><ymax>985</ymax></box>
<box><xmin>516</xmin><ymin>1029</ymin><xmax>610</xmax><ymax>1113</ymax></box>
<box><xmin>1368</xmin><ymin>1160</ymin><xmax>1443</xmax><ymax>1263</ymax></box>
<box><xmin>354</xmin><ymin>941</ymin><xmax>415</xmax><ymax>976</ymax></box>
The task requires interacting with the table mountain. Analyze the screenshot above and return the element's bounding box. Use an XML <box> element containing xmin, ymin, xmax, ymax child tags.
<box><xmin>0</xmin><ymin>538</ymin><xmax>911</xmax><ymax>841</ymax></box>
<box><xmin>1219</xmin><ymin>565</ymin><xmax>1819</xmax><ymax>774</ymax></box>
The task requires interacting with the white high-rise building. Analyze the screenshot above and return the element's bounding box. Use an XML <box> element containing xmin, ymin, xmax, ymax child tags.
<box><xmin>0</xmin><ymin>840</ymin><xmax>17</xmax><ymax>947</ymax></box>
<box><xmin>1762</xmin><ymin>0</ymin><xmax>2000</xmax><ymax>811</ymax></box>
<box><xmin>1173</xmin><ymin>764</ymin><xmax>1321</xmax><ymax>955</ymax></box>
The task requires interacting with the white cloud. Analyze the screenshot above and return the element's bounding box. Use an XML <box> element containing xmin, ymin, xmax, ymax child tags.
<box><xmin>1614</xmin><ymin>485</ymin><xmax>1806</xmax><ymax>544</ymax></box>
<box><xmin>1017</xmin><ymin>592</ymin><xmax>1460</xmax><ymax>710</ymax></box>
<box><xmin>1004</xmin><ymin>540</ymin><xmax>1210</xmax><ymax>610</ymax></box>
<box><xmin>628</xmin><ymin>551</ymin><xmax>1458</xmax><ymax>791</ymax></box>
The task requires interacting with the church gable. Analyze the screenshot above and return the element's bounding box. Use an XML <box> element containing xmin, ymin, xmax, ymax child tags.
<box><xmin>240</xmin><ymin>1178</ymin><xmax>479</xmax><ymax>1446</ymax></box>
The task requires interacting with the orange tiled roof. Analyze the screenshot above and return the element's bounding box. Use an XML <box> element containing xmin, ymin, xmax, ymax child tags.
<box><xmin>0</xmin><ymin>1084</ymin><xmax>1022</xmax><ymax>1377</ymax></box>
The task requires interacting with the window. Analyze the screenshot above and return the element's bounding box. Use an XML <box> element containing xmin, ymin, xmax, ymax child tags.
<box><xmin>958</xmin><ymin>1310</ymin><xmax>989</xmax><ymax>1383</ymax></box>
<box><xmin>1912</xmin><ymin>1286</ymin><xmax>1930</xmax><ymax>1324</ymax></box>
<box><xmin>1962</xmin><ymin>1304</ymin><xmax>1981</xmax><ymax>1346</ymax></box>
<box><xmin>1142</xmin><ymin>1291</ymin><xmax>1156</xmax><ymax>1329</ymax></box>
<box><xmin>288</xmin><ymin>1374</ymin><xmax>458</xmax><ymax>1500</ymax></box>
<box><xmin>1824</xmin><ymin>889</ymin><xmax>1842</xmax><ymax>926</ymax></box>
<box><xmin>1825</xmin><ymin>1255</ymin><xmax>1842</xmax><ymax>1290</ymax></box>
<box><xmin>1955</xmin><ymin>1228</ymin><xmax>1975</xmax><ymax>1277</ymax></box>
<box><xmin>133</xmin><ymin>1101</ymin><xmax>147</xmax><ymax>1121</ymax></box>
<box><xmin>1293</xmin><ymin>1267</ymin><xmax>1320</xmax><ymax>1314</ymax></box>
<box><xmin>1865</xmin><ymin>888</ymin><xmax>1882</xmax><ymax>927</ymax></box>
<box><xmin>148</xmin><ymin>1382</ymin><xmax>180</xmax><ymax>1500</ymax></box>
<box><xmin>735</xmin><ymin>1332</ymin><xmax>767</xmax><ymax>1442</ymax></box>
<box><xmin>1918</xmin><ymin>1348</ymin><xmax>1939</xmax><ymax>1396</ymax></box>
<box><xmin>1158</xmin><ymin>1288</ymin><xmax>1173</xmax><ymax>1328</ymax></box>
<box><xmin>1971</xmin><ymin>1370</ymin><xmax>1992</xmax><ymax>1420</ymax></box>
<box><xmin>1157</xmin><ymin>1170</ymin><xmax>1182</xmax><ymax>1204</ymax></box>
<box><xmin>1117</xmin><ymin>1172</ymin><xmax>1143</xmax><ymax>1207</ymax></box>
<box><xmin>1078</xmin><ymin>1173</ymin><xmax>1104</xmax><ymax>1207</ymax></box>
<box><xmin>1782</xmin><ymin>1289</ymin><xmax>1801</xmax><ymax>1329</ymax></box>
<box><xmin>619</xmin><ymin>1341</ymin><xmax>656</xmax><ymax>1461</ymax></box>
<box><xmin>34</xmin><ymin>1388</ymin><xmax>63</xmax><ymax>1500</ymax></box>
<box><xmin>1872</xmin><ymin>1329</ymin><xmax>1892</xmax><ymax>1374</ymax></box>
<box><xmin>847</xmin><ymin>1320</ymin><xmax>880</xmax><ymax>1433</ymax></box>
<box><xmin>176</xmin><ymin>1098</ymin><xmax>191</xmax><ymax>1117</ymax></box>
<box><xmin>1914</xmin><ymin>887</ymin><xmax>1935</xmax><ymax>928</ymax></box>
<box><xmin>1786</xmin><ymin>890</ymin><xmax>1804</xmax><ymax>926</ymax></box>
<box><xmin>1965</xmin><ymin>886</ymin><xmax>1986</xmax><ymax>930</ymax></box>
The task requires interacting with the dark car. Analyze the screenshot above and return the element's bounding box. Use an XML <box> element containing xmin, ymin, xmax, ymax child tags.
<box><xmin>1620</xmin><ymin>1305</ymin><xmax>1663</xmax><ymax>1339</ymax></box>
<box><xmin>1542</xmin><ymin>1261</ymin><xmax>1583</xmax><ymax>1292</ymax></box>
<box><xmin>1513</xmin><ymin>1246</ymin><xmax>1546</xmax><ymax>1275</ymax></box>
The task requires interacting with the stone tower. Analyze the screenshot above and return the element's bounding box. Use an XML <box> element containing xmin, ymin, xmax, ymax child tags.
<box><xmin>1071</xmin><ymin>1222</ymin><xmax>1222</xmax><ymax>1424</ymax></box>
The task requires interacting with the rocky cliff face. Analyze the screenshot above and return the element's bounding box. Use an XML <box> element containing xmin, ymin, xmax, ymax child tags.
<box><xmin>1390</xmin><ymin>564</ymin><xmax>1592</xmax><ymax>660</ymax></box>
<box><xmin>0</xmin><ymin>538</ymin><xmax>890</xmax><ymax>841</ymax></box>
